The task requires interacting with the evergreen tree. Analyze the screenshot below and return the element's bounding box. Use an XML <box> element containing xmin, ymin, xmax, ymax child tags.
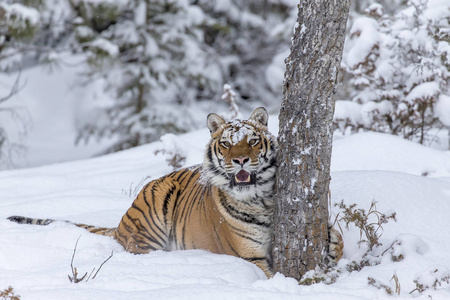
<box><xmin>73</xmin><ymin>0</ymin><xmax>218</xmax><ymax>152</ymax></box>
<box><xmin>336</xmin><ymin>0</ymin><xmax>450</xmax><ymax>145</ymax></box>
<box><xmin>1</xmin><ymin>1</ymin><xmax>297</xmax><ymax>155</ymax></box>
<box><xmin>0</xmin><ymin>0</ymin><xmax>76</xmax><ymax>71</ymax></box>
<box><xmin>74</xmin><ymin>0</ymin><xmax>295</xmax><ymax>152</ymax></box>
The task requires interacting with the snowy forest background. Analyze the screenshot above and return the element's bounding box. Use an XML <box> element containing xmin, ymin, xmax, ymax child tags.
<box><xmin>0</xmin><ymin>0</ymin><xmax>450</xmax><ymax>169</ymax></box>
<box><xmin>1</xmin><ymin>1</ymin><xmax>450</xmax><ymax>299</ymax></box>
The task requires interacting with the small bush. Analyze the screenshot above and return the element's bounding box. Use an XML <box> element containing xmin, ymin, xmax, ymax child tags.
<box><xmin>154</xmin><ymin>134</ymin><xmax>187</xmax><ymax>171</ymax></box>
<box><xmin>0</xmin><ymin>286</ymin><xmax>20</xmax><ymax>300</ymax></box>
<box><xmin>368</xmin><ymin>277</ymin><xmax>394</xmax><ymax>295</ymax></box>
<box><xmin>154</xmin><ymin>148</ymin><xmax>186</xmax><ymax>171</ymax></box>
<box><xmin>367</xmin><ymin>273</ymin><xmax>401</xmax><ymax>296</ymax></box>
<box><xmin>410</xmin><ymin>266</ymin><xmax>450</xmax><ymax>294</ymax></box>
<box><xmin>331</xmin><ymin>200</ymin><xmax>398</xmax><ymax>275</ymax></box>
<box><xmin>334</xmin><ymin>200</ymin><xmax>397</xmax><ymax>252</ymax></box>
<box><xmin>221</xmin><ymin>84</ymin><xmax>240</xmax><ymax>120</ymax></box>
<box><xmin>337</xmin><ymin>1</ymin><xmax>450</xmax><ymax>145</ymax></box>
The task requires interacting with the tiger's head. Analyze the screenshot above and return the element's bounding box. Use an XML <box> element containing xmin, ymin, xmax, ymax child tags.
<box><xmin>203</xmin><ymin>107</ymin><xmax>277</xmax><ymax>201</ymax></box>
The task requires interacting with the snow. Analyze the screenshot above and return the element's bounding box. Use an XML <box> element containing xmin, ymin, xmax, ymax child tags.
<box><xmin>334</xmin><ymin>100</ymin><xmax>394</xmax><ymax>130</ymax></box>
<box><xmin>334</xmin><ymin>100</ymin><xmax>363</xmax><ymax>128</ymax></box>
<box><xmin>0</xmin><ymin>0</ymin><xmax>449</xmax><ymax>296</ymax></box>
<box><xmin>343</xmin><ymin>17</ymin><xmax>380</xmax><ymax>69</ymax></box>
<box><xmin>229</xmin><ymin>122</ymin><xmax>250</xmax><ymax>145</ymax></box>
<box><xmin>90</xmin><ymin>38</ymin><xmax>120</xmax><ymax>58</ymax></box>
<box><xmin>331</xmin><ymin>131</ymin><xmax>450</xmax><ymax>177</ymax></box>
<box><xmin>436</xmin><ymin>95</ymin><xmax>450</xmax><ymax>126</ymax></box>
<box><xmin>1</xmin><ymin>3</ymin><xmax>40</xmax><ymax>26</ymax></box>
<box><xmin>0</xmin><ymin>53</ymin><xmax>115</xmax><ymax>169</ymax></box>
<box><xmin>265</xmin><ymin>48</ymin><xmax>289</xmax><ymax>92</ymax></box>
<box><xmin>405</xmin><ymin>81</ymin><xmax>440</xmax><ymax>103</ymax></box>
<box><xmin>1</xmin><ymin>115</ymin><xmax>450</xmax><ymax>299</ymax></box>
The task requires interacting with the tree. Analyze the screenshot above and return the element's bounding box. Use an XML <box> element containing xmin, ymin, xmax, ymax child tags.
<box><xmin>75</xmin><ymin>0</ymin><xmax>295</xmax><ymax>152</ymax></box>
<box><xmin>272</xmin><ymin>0</ymin><xmax>350</xmax><ymax>280</ymax></box>
<box><xmin>335</xmin><ymin>1</ymin><xmax>450</xmax><ymax>145</ymax></box>
<box><xmin>1</xmin><ymin>0</ymin><xmax>296</xmax><ymax>155</ymax></box>
<box><xmin>0</xmin><ymin>73</ymin><xmax>29</xmax><ymax>169</ymax></box>
<box><xmin>0</xmin><ymin>1</ymin><xmax>75</xmax><ymax>72</ymax></box>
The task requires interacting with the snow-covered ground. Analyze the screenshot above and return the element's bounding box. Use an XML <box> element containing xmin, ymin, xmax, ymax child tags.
<box><xmin>1</xmin><ymin>115</ymin><xmax>450</xmax><ymax>299</ymax></box>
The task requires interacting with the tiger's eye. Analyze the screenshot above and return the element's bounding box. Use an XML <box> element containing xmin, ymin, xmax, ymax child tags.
<box><xmin>249</xmin><ymin>139</ymin><xmax>258</xmax><ymax>146</ymax></box>
<box><xmin>221</xmin><ymin>141</ymin><xmax>231</xmax><ymax>148</ymax></box>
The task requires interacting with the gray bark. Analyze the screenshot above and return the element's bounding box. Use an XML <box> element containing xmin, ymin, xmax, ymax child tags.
<box><xmin>272</xmin><ymin>0</ymin><xmax>350</xmax><ymax>280</ymax></box>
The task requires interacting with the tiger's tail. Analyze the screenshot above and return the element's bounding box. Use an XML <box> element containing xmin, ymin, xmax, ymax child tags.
<box><xmin>7</xmin><ymin>216</ymin><xmax>116</xmax><ymax>237</ymax></box>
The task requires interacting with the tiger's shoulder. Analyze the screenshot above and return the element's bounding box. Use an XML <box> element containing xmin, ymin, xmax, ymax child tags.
<box><xmin>158</xmin><ymin>164</ymin><xmax>213</xmax><ymax>191</ymax></box>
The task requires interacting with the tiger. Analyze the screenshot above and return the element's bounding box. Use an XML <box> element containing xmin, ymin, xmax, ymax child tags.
<box><xmin>8</xmin><ymin>107</ymin><xmax>343</xmax><ymax>277</ymax></box>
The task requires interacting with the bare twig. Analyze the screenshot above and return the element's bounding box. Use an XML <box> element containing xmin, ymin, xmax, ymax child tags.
<box><xmin>334</xmin><ymin>200</ymin><xmax>396</xmax><ymax>252</ymax></box>
<box><xmin>68</xmin><ymin>235</ymin><xmax>114</xmax><ymax>283</ymax></box>
<box><xmin>68</xmin><ymin>235</ymin><xmax>88</xmax><ymax>283</ymax></box>
<box><xmin>0</xmin><ymin>71</ymin><xmax>25</xmax><ymax>104</ymax></box>
<box><xmin>89</xmin><ymin>251</ymin><xmax>114</xmax><ymax>281</ymax></box>
<box><xmin>368</xmin><ymin>277</ymin><xmax>393</xmax><ymax>295</ymax></box>
<box><xmin>122</xmin><ymin>176</ymin><xmax>151</xmax><ymax>198</ymax></box>
<box><xmin>221</xmin><ymin>84</ymin><xmax>239</xmax><ymax>120</ymax></box>
<box><xmin>391</xmin><ymin>273</ymin><xmax>401</xmax><ymax>295</ymax></box>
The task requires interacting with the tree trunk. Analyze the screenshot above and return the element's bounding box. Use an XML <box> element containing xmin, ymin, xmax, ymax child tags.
<box><xmin>272</xmin><ymin>0</ymin><xmax>350</xmax><ymax>280</ymax></box>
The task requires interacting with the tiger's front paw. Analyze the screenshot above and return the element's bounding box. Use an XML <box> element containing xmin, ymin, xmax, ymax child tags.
<box><xmin>327</xmin><ymin>225</ymin><xmax>344</xmax><ymax>265</ymax></box>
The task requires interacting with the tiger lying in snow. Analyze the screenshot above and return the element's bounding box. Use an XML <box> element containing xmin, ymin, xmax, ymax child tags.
<box><xmin>8</xmin><ymin>107</ymin><xmax>343</xmax><ymax>277</ymax></box>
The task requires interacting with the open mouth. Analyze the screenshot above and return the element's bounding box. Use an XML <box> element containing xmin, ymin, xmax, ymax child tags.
<box><xmin>232</xmin><ymin>170</ymin><xmax>255</xmax><ymax>186</ymax></box>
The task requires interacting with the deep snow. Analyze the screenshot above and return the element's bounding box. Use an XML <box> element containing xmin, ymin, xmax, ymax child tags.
<box><xmin>1</xmin><ymin>117</ymin><xmax>450</xmax><ymax>299</ymax></box>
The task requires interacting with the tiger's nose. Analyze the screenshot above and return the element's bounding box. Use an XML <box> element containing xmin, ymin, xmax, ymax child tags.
<box><xmin>233</xmin><ymin>157</ymin><xmax>249</xmax><ymax>166</ymax></box>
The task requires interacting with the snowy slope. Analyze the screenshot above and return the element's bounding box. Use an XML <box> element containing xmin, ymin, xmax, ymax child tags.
<box><xmin>1</xmin><ymin>121</ymin><xmax>450</xmax><ymax>299</ymax></box>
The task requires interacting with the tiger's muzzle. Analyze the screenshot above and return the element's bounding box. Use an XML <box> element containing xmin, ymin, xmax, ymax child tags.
<box><xmin>231</xmin><ymin>170</ymin><xmax>256</xmax><ymax>186</ymax></box>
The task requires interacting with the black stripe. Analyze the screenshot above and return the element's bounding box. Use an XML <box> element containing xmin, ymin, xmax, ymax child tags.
<box><xmin>136</xmin><ymin>243</ymin><xmax>160</xmax><ymax>251</ymax></box>
<box><xmin>148</xmin><ymin>180</ymin><xmax>165</xmax><ymax>225</ymax></box>
<box><xmin>218</xmin><ymin>212</ymin><xmax>266</xmax><ymax>245</ymax></box>
<box><xmin>218</xmin><ymin>191</ymin><xmax>270</xmax><ymax>227</ymax></box>
<box><xmin>172</xmin><ymin>168</ymin><xmax>190</xmax><ymax>181</ymax></box>
<box><xmin>115</xmin><ymin>227</ymin><xmax>126</xmax><ymax>241</ymax></box>
<box><xmin>180</xmin><ymin>184</ymin><xmax>204</xmax><ymax>248</ymax></box>
<box><xmin>162</xmin><ymin>184</ymin><xmax>178</xmax><ymax>224</ymax></box>
<box><xmin>259</xmin><ymin>161</ymin><xmax>276</xmax><ymax>174</ymax></box>
<box><xmin>256</xmin><ymin>176</ymin><xmax>275</xmax><ymax>186</ymax></box>
<box><xmin>201</xmin><ymin>186</ymin><xmax>210</xmax><ymax>220</ymax></box>
<box><xmin>171</xmin><ymin>171</ymin><xmax>201</xmax><ymax>249</ymax></box>
<box><xmin>126</xmin><ymin>220</ymin><xmax>165</xmax><ymax>249</ymax></box>
<box><xmin>206</xmin><ymin>146</ymin><xmax>213</xmax><ymax>162</ymax></box>
<box><xmin>224</xmin><ymin>236</ymin><xmax>239</xmax><ymax>256</ymax></box>
<box><xmin>262</xmin><ymin>138</ymin><xmax>268</xmax><ymax>151</ymax></box>
<box><xmin>232</xmin><ymin>230</ymin><xmax>263</xmax><ymax>245</ymax></box>
<box><xmin>242</xmin><ymin>257</ymin><xmax>268</xmax><ymax>262</ymax></box>
<box><xmin>125</xmin><ymin>206</ymin><xmax>166</xmax><ymax>248</ymax></box>
<box><xmin>131</xmin><ymin>195</ymin><xmax>165</xmax><ymax>240</ymax></box>
<box><xmin>8</xmin><ymin>216</ymin><xmax>53</xmax><ymax>225</ymax></box>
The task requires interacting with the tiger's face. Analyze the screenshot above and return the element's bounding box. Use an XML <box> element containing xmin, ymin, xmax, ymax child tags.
<box><xmin>203</xmin><ymin>107</ymin><xmax>277</xmax><ymax>201</ymax></box>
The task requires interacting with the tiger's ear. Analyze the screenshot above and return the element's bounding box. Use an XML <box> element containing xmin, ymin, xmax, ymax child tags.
<box><xmin>249</xmin><ymin>107</ymin><xmax>268</xmax><ymax>127</ymax></box>
<box><xmin>207</xmin><ymin>113</ymin><xmax>225</xmax><ymax>135</ymax></box>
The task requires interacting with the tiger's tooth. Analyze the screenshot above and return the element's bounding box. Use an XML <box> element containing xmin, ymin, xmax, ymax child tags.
<box><xmin>235</xmin><ymin>174</ymin><xmax>251</xmax><ymax>183</ymax></box>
